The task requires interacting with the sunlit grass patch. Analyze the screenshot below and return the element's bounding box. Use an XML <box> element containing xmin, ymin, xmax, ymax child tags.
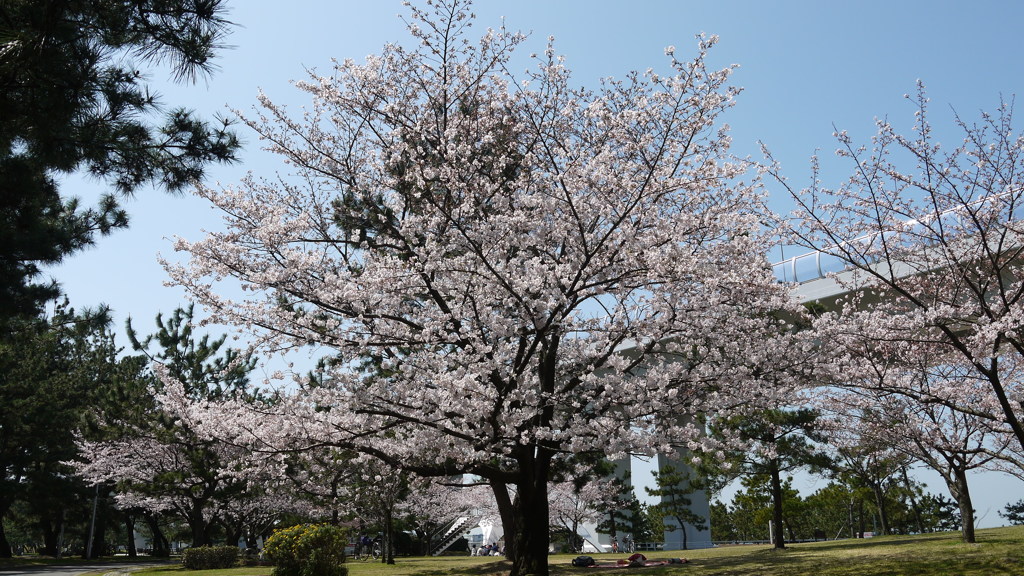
<box><xmin>47</xmin><ymin>526</ymin><xmax>1024</xmax><ymax>576</ymax></box>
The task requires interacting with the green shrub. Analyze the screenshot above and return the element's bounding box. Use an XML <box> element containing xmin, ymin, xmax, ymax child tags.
<box><xmin>181</xmin><ymin>545</ymin><xmax>240</xmax><ymax>569</ymax></box>
<box><xmin>263</xmin><ymin>523</ymin><xmax>348</xmax><ymax>576</ymax></box>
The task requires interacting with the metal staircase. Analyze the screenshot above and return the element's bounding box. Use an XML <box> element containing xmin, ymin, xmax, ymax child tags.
<box><xmin>430</xmin><ymin>516</ymin><xmax>473</xmax><ymax>556</ymax></box>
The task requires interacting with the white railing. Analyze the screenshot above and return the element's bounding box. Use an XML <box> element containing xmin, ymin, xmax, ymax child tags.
<box><xmin>431</xmin><ymin>516</ymin><xmax>471</xmax><ymax>556</ymax></box>
<box><xmin>771</xmin><ymin>191</ymin><xmax>1023</xmax><ymax>284</ymax></box>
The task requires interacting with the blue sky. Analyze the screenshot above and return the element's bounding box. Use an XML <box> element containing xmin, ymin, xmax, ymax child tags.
<box><xmin>49</xmin><ymin>0</ymin><xmax>1024</xmax><ymax>526</ymax></box>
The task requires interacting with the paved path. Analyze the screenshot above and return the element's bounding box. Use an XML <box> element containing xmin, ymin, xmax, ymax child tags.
<box><xmin>0</xmin><ymin>563</ymin><xmax>160</xmax><ymax>576</ymax></box>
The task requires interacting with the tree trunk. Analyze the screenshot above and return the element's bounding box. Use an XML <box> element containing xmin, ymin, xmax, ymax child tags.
<box><xmin>869</xmin><ymin>481</ymin><xmax>890</xmax><ymax>535</ymax></box>
<box><xmin>857</xmin><ymin>499</ymin><xmax>865</xmax><ymax>538</ymax></box>
<box><xmin>769</xmin><ymin>462</ymin><xmax>785</xmax><ymax>549</ymax></box>
<box><xmin>492</xmin><ymin>482</ymin><xmax>518</xmax><ymax>562</ymax></box>
<box><xmin>90</xmin><ymin>515</ymin><xmax>107</xmax><ymax>559</ymax></box>
<box><xmin>55</xmin><ymin>508</ymin><xmax>65</xmax><ymax>558</ymax></box>
<box><xmin>41</xmin><ymin>514</ymin><xmax>60</xmax><ymax>556</ymax></box>
<box><xmin>383</xmin><ymin>508</ymin><xmax>395</xmax><ymax>565</ymax></box>
<box><xmin>509</xmin><ymin>452</ymin><xmax>552</xmax><ymax>576</ymax></box>
<box><xmin>125</xmin><ymin>515</ymin><xmax>137</xmax><ymax>558</ymax></box>
<box><xmin>950</xmin><ymin>468</ymin><xmax>976</xmax><ymax>543</ymax></box>
<box><xmin>145</xmin><ymin>514</ymin><xmax>170</xmax><ymax>557</ymax></box>
<box><xmin>604</xmin><ymin>509</ymin><xmax>618</xmax><ymax>545</ymax></box>
<box><xmin>0</xmin><ymin>517</ymin><xmax>12</xmax><ymax>558</ymax></box>
<box><xmin>848</xmin><ymin>499</ymin><xmax>855</xmax><ymax>539</ymax></box>
<box><xmin>224</xmin><ymin>522</ymin><xmax>242</xmax><ymax>549</ymax></box>
<box><xmin>188</xmin><ymin>507</ymin><xmax>210</xmax><ymax>548</ymax></box>
<box><xmin>900</xmin><ymin>467</ymin><xmax>926</xmax><ymax>534</ymax></box>
<box><xmin>89</xmin><ymin>491</ymin><xmax>110</xmax><ymax>559</ymax></box>
<box><xmin>415</xmin><ymin>528</ymin><xmax>428</xmax><ymax>556</ymax></box>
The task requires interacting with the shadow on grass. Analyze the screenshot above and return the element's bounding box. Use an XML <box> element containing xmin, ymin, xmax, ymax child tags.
<box><xmin>781</xmin><ymin>533</ymin><xmax>958</xmax><ymax>553</ymax></box>
<box><xmin>373</xmin><ymin>528</ymin><xmax>1024</xmax><ymax>576</ymax></box>
<box><xmin>398</xmin><ymin>558</ymin><xmax>513</xmax><ymax>576</ymax></box>
<box><xmin>402</xmin><ymin>557</ymin><xmax>686</xmax><ymax>576</ymax></box>
<box><xmin>681</xmin><ymin>530</ymin><xmax>1024</xmax><ymax>576</ymax></box>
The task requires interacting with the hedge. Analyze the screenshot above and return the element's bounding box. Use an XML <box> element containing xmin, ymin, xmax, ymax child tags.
<box><xmin>181</xmin><ymin>545</ymin><xmax>240</xmax><ymax>570</ymax></box>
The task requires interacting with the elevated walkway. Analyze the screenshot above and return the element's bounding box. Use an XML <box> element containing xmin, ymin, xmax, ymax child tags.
<box><xmin>770</xmin><ymin>191</ymin><xmax>1024</xmax><ymax>308</ymax></box>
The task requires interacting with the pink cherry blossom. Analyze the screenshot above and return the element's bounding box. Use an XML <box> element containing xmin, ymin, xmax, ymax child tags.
<box><xmin>161</xmin><ymin>2</ymin><xmax>807</xmax><ymax>574</ymax></box>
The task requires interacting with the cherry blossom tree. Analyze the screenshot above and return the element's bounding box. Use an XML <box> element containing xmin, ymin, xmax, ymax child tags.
<box><xmin>878</xmin><ymin>386</ymin><xmax>1001</xmax><ymax>543</ymax></box>
<box><xmin>74</xmin><ymin>307</ymin><xmax>262</xmax><ymax>548</ymax></box>
<box><xmin>548</xmin><ymin>476</ymin><xmax>616</xmax><ymax>553</ymax></box>
<box><xmin>164</xmin><ymin>2</ymin><xmax>801</xmax><ymax>573</ymax></box>
<box><xmin>345</xmin><ymin>455</ymin><xmax>411</xmax><ymax>564</ymax></box>
<box><xmin>401</xmin><ymin>477</ymin><xmax>495</xmax><ymax>555</ymax></box>
<box><xmin>75</xmin><ymin>375</ymin><xmax>255</xmax><ymax>547</ymax></box>
<box><xmin>815</xmin><ymin>358</ymin><xmax>1012</xmax><ymax>543</ymax></box>
<box><xmin>813</xmin><ymin>406</ymin><xmax>911</xmax><ymax>538</ymax></box>
<box><xmin>765</xmin><ymin>84</ymin><xmax>1024</xmax><ymax>456</ymax></box>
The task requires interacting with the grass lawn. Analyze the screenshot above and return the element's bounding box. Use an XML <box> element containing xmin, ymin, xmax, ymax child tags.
<box><xmin>44</xmin><ymin>525</ymin><xmax>1024</xmax><ymax>576</ymax></box>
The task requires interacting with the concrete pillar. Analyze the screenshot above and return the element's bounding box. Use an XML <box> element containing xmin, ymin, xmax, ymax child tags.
<box><xmin>656</xmin><ymin>450</ymin><xmax>712</xmax><ymax>550</ymax></box>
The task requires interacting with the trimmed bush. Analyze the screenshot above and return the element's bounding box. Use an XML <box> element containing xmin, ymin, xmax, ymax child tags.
<box><xmin>263</xmin><ymin>523</ymin><xmax>348</xmax><ymax>576</ymax></box>
<box><xmin>181</xmin><ymin>545</ymin><xmax>240</xmax><ymax>570</ymax></box>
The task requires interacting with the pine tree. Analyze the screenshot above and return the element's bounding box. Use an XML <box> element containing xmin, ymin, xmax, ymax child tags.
<box><xmin>102</xmin><ymin>305</ymin><xmax>256</xmax><ymax>547</ymax></box>
<box><xmin>646</xmin><ymin>465</ymin><xmax>707</xmax><ymax>550</ymax></box>
<box><xmin>709</xmin><ymin>408</ymin><xmax>831</xmax><ymax>549</ymax></box>
<box><xmin>596</xmin><ymin>471</ymin><xmax>635</xmax><ymax>544</ymax></box>
<box><xmin>0</xmin><ymin>0</ymin><xmax>239</xmax><ymax>321</ymax></box>
<box><xmin>126</xmin><ymin>304</ymin><xmax>253</xmax><ymax>399</ymax></box>
<box><xmin>0</xmin><ymin>301</ymin><xmax>119</xmax><ymax>557</ymax></box>
<box><xmin>1000</xmin><ymin>499</ymin><xmax>1024</xmax><ymax>526</ymax></box>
